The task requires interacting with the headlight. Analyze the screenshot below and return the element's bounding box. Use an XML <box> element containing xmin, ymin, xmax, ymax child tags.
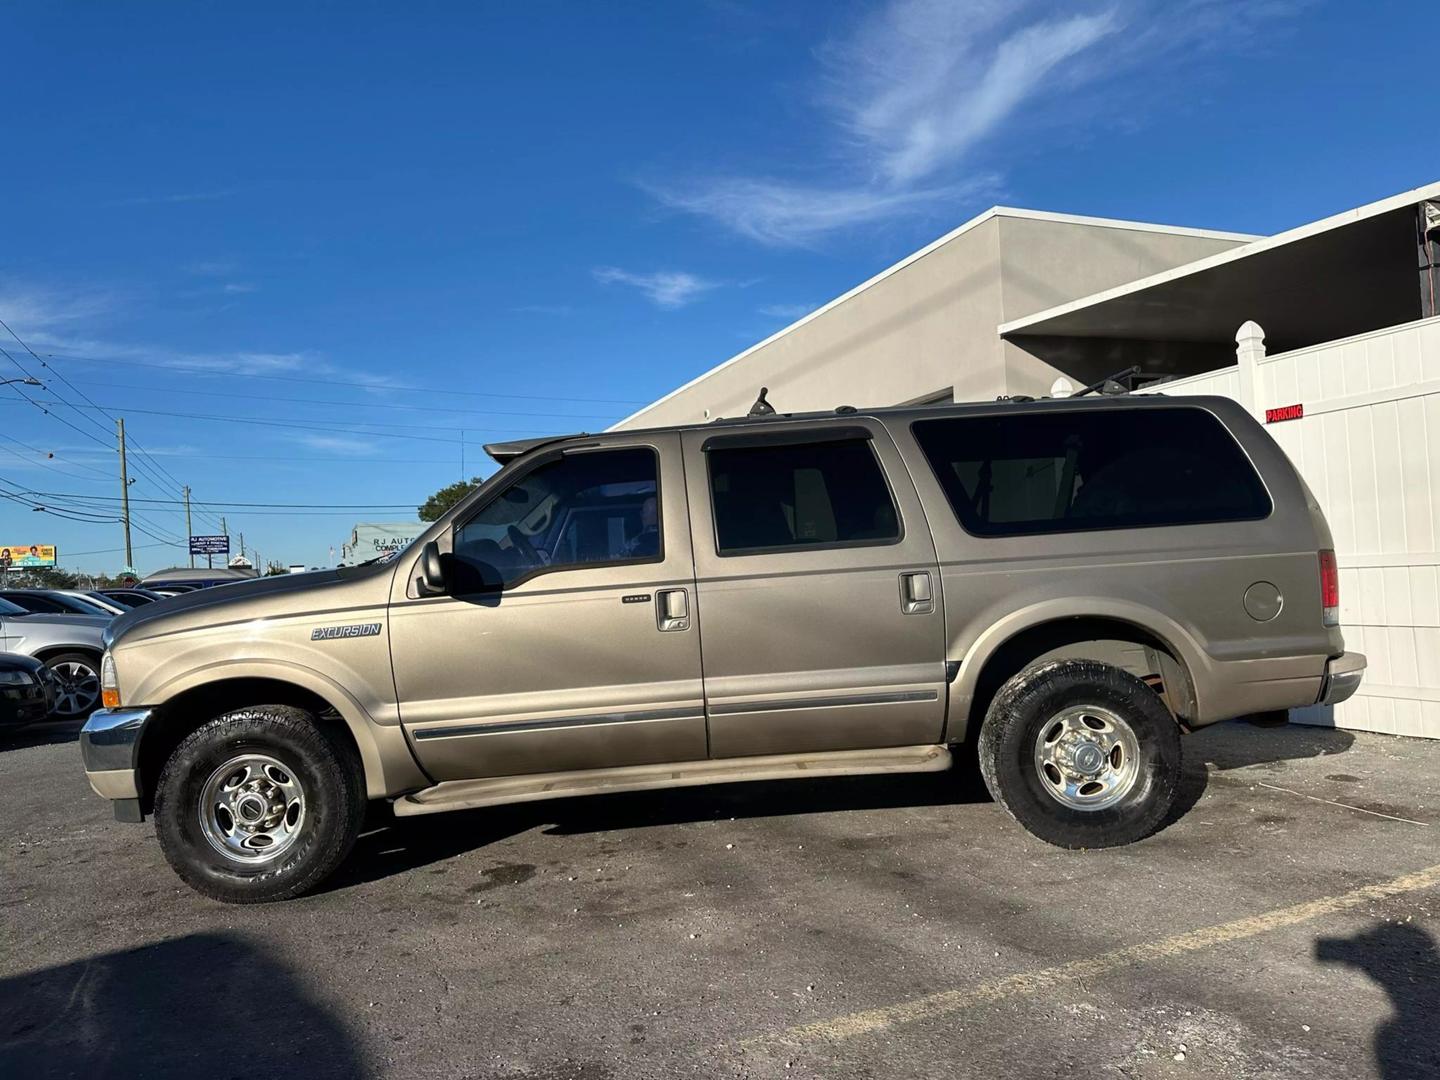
<box><xmin>101</xmin><ymin>651</ymin><xmax>121</xmax><ymax>709</ymax></box>
<box><xmin>0</xmin><ymin>669</ymin><xmax>35</xmax><ymax>687</ymax></box>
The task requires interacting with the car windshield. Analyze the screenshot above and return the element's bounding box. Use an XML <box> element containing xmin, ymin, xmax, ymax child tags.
<box><xmin>48</xmin><ymin>593</ymin><xmax>110</xmax><ymax>615</ymax></box>
<box><xmin>0</xmin><ymin>597</ymin><xmax>26</xmax><ymax>615</ymax></box>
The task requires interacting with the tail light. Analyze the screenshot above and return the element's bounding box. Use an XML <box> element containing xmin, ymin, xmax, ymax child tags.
<box><xmin>1318</xmin><ymin>550</ymin><xmax>1339</xmax><ymax>627</ymax></box>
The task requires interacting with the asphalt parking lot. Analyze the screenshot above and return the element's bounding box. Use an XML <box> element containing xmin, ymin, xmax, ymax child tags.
<box><xmin>4</xmin><ymin>718</ymin><xmax>1439</xmax><ymax>1080</ymax></box>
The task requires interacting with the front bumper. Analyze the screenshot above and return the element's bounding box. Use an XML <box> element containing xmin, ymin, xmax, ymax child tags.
<box><xmin>1319</xmin><ymin>652</ymin><xmax>1366</xmax><ymax>706</ymax></box>
<box><xmin>80</xmin><ymin>707</ymin><xmax>154</xmax><ymax>806</ymax></box>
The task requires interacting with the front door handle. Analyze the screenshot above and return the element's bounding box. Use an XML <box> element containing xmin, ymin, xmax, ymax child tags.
<box><xmin>656</xmin><ymin>588</ymin><xmax>689</xmax><ymax>632</ymax></box>
<box><xmin>899</xmin><ymin>571</ymin><xmax>934</xmax><ymax>615</ymax></box>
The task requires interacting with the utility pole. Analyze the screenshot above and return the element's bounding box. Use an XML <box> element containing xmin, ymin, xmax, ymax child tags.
<box><xmin>238</xmin><ymin>531</ymin><xmax>245</xmax><ymax>569</ymax></box>
<box><xmin>183</xmin><ymin>485</ymin><xmax>194</xmax><ymax>569</ymax></box>
<box><xmin>216</xmin><ymin>515</ymin><xmax>227</xmax><ymax>571</ymax></box>
<box><xmin>117</xmin><ymin>418</ymin><xmax>133</xmax><ymax>569</ymax></box>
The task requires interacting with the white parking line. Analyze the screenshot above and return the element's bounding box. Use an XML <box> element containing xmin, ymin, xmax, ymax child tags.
<box><xmin>748</xmin><ymin>862</ymin><xmax>1440</xmax><ymax>1050</ymax></box>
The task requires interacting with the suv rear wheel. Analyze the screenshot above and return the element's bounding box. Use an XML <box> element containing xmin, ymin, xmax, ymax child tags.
<box><xmin>977</xmin><ymin>659</ymin><xmax>1181</xmax><ymax>848</ymax></box>
<box><xmin>153</xmin><ymin>706</ymin><xmax>365</xmax><ymax>903</ymax></box>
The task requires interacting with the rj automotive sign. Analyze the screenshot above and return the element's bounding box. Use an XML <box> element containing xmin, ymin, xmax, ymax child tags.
<box><xmin>189</xmin><ymin>535</ymin><xmax>231</xmax><ymax>555</ymax></box>
<box><xmin>0</xmin><ymin>544</ymin><xmax>57</xmax><ymax>569</ymax></box>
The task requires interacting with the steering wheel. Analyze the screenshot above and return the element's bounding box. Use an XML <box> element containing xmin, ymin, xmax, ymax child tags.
<box><xmin>506</xmin><ymin>525</ymin><xmax>545</xmax><ymax>567</ymax></box>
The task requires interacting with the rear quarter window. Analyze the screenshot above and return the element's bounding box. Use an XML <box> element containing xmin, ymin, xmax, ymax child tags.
<box><xmin>911</xmin><ymin>407</ymin><xmax>1271</xmax><ymax>537</ymax></box>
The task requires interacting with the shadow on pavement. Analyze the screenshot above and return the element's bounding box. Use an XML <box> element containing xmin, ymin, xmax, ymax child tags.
<box><xmin>1317</xmin><ymin>922</ymin><xmax>1440</xmax><ymax>1080</ymax></box>
<box><xmin>335</xmin><ymin>719</ymin><xmax>1359</xmax><ymax>890</ymax></box>
<box><xmin>0</xmin><ymin>933</ymin><xmax>368</xmax><ymax>1079</ymax></box>
<box><xmin>1193</xmin><ymin>716</ymin><xmax>1356</xmax><ymax>772</ymax></box>
<box><xmin>0</xmin><ymin>717</ymin><xmax>85</xmax><ymax>752</ymax></box>
<box><xmin>330</xmin><ymin>766</ymin><xmax>990</xmax><ymax>891</ymax></box>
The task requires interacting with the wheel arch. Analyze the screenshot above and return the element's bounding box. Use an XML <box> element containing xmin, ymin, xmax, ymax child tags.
<box><xmin>32</xmin><ymin>643</ymin><xmax>103</xmax><ymax>664</ymax></box>
<box><xmin>136</xmin><ymin>663</ymin><xmax>427</xmax><ymax>810</ymax></box>
<box><xmin>949</xmin><ymin>603</ymin><xmax>1203</xmax><ymax>745</ymax></box>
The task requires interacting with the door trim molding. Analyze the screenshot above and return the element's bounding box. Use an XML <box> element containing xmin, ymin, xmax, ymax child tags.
<box><xmin>413</xmin><ymin>706</ymin><xmax>705</xmax><ymax>741</ymax></box>
<box><xmin>707</xmin><ymin>689</ymin><xmax>939</xmax><ymax>716</ymax></box>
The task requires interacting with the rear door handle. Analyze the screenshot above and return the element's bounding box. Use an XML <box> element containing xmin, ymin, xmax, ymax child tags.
<box><xmin>899</xmin><ymin>571</ymin><xmax>934</xmax><ymax>615</ymax></box>
<box><xmin>656</xmin><ymin>588</ymin><xmax>689</xmax><ymax>632</ymax></box>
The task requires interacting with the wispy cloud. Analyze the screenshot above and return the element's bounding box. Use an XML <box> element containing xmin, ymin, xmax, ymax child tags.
<box><xmin>645</xmin><ymin>176</ymin><xmax>994</xmax><ymax>247</ymax></box>
<box><xmin>0</xmin><ymin>284</ymin><xmax>326</xmax><ymax>381</ymax></box>
<box><xmin>592</xmin><ymin>267</ymin><xmax>719</xmax><ymax>309</ymax></box>
<box><xmin>184</xmin><ymin>260</ymin><xmax>238</xmax><ymax>277</ymax></box>
<box><xmin>759</xmin><ymin>302</ymin><xmax>817</xmax><ymax>320</ymax></box>
<box><xmin>646</xmin><ymin>0</ymin><xmax>1300</xmax><ymax>245</ymax></box>
<box><xmin>112</xmin><ymin>188</ymin><xmax>238</xmax><ymax>207</ymax></box>
<box><xmin>283</xmin><ymin>432</ymin><xmax>378</xmax><ymax>455</ymax></box>
<box><xmin>221</xmin><ymin>283</ymin><xmax>257</xmax><ymax>295</ymax></box>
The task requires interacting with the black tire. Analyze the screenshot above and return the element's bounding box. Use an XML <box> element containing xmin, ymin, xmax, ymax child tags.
<box><xmin>153</xmin><ymin>705</ymin><xmax>365</xmax><ymax>903</ymax></box>
<box><xmin>977</xmin><ymin>658</ymin><xmax>1182</xmax><ymax>849</ymax></box>
<box><xmin>42</xmin><ymin>651</ymin><xmax>102</xmax><ymax>718</ymax></box>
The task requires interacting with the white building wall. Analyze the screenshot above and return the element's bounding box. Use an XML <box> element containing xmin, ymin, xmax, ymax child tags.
<box><xmin>1139</xmin><ymin>315</ymin><xmax>1440</xmax><ymax>737</ymax></box>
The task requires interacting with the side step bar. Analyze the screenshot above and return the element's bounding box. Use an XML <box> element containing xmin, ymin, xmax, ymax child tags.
<box><xmin>393</xmin><ymin>744</ymin><xmax>952</xmax><ymax>817</ymax></box>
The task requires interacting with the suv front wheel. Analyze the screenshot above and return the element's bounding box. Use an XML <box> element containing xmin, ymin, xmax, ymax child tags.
<box><xmin>153</xmin><ymin>706</ymin><xmax>366</xmax><ymax>903</ymax></box>
<box><xmin>977</xmin><ymin>659</ymin><xmax>1182</xmax><ymax>848</ymax></box>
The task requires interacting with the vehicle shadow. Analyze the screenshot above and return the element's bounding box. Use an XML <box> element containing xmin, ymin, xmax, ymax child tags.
<box><xmin>0</xmin><ymin>932</ymin><xmax>368</xmax><ymax>1079</ymax></box>
<box><xmin>0</xmin><ymin>717</ymin><xmax>85</xmax><ymax>752</ymax></box>
<box><xmin>1317</xmin><ymin>922</ymin><xmax>1440</xmax><ymax>1079</ymax></box>
<box><xmin>1159</xmin><ymin>716</ymin><xmax>1357</xmax><ymax>830</ymax></box>
<box><xmin>329</xmin><ymin>765</ymin><xmax>992</xmax><ymax>891</ymax></box>
<box><xmin>333</xmin><ymin>718</ymin><xmax>1357</xmax><ymax>890</ymax></box>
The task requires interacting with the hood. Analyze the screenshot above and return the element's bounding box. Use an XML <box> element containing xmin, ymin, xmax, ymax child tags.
<box><xmin>11</xmin><ymin>612</ymin><xmax>110</xmax><ymax>632</ymax></box>
<box><xmin>108</xmin><ymin>563</ymin><xmax>393</xmax><ymax>647</ymax></box>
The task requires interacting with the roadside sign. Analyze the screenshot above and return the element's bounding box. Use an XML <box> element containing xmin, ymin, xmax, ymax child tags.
<box><xmin>1265</xmin><ymin>403</ymin><xmax>1304</xmax><ymax>424</ymax></box>
<box><xmin>189</xmin><ymin>535</ymin><xmax>230</xmax><ymax>555</ymax></box>
<box><xmin>0</xmin><ymin>543</ymin><xmax>57</xmax><ymax>568</ymax></box>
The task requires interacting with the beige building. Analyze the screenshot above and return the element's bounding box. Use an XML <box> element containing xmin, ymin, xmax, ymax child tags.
<box><xmin>615</xmin><ymin>182</ymin><xmax>1440</xmax><ymax>740</ymax></box>
<box><xmin>613</xmin><ymin>207</ymin><xmax>1256</xmax><ymax>429</ymax></box>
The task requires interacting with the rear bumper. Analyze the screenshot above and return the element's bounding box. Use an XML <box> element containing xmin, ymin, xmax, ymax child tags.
<box><xmin>79</xmin><ymin>706</ymin><xmax>154</xmax><ymax>802</ymax></box>
<box><xmin>1319</xmin><ymin>651</ymin><xmax>1366</xmax><ymax>706</ymax></box>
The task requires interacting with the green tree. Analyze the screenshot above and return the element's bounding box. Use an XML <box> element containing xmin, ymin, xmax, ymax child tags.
<box><xmin>3</xmin><ymin>566</ymin><xmax>80</xmax><ymax>589</ymax></box>
<box><xmin>418</xmin><ymin>477</ymin><xmax>482</xmax><ymax>522</ymax></box>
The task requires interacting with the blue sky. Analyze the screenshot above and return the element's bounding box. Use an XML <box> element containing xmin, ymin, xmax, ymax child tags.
<box><xmin>0</xmin><ymin>0</ymin><xmax>1433</xmax><ymax>573</ymax></box>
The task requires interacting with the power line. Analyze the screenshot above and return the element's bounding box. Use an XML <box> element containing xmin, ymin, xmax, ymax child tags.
<box><xmin>77</xmin><ymin>378</ymin><xmax>618</xmax><ymax>421</ymax></box>
<box><xmin>2</xmin><ymin>325</ymin><xmax>227</xmax><ymax>536</ymax></box>
<box><xmin>32</xmin><ymin>490</ymin><xmax>417</xmax><ymax>509</ymax></box>
<box><xmin>40</xmin><ymin>350</ymin><xmax>648</xmax><ymax>405</ymax></box>
<box><xmin>0</xmin><ymin>396</ymin><xmax>573</xmax><ymax>442</ymax></box>
<box><xmin>0</xmin><ymin>348</ymin><xmax>117</xmax><ymax>451</ymax></box>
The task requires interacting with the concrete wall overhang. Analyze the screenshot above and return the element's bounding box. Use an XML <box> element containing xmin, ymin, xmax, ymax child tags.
<box><xmin>1000</xmin><ymin>181</ymin><xmax>1440</xmax><ymax>356</ymax></box>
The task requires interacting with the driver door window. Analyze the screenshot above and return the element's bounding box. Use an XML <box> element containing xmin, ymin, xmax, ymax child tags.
<box><xmin>451</xmin><ymin>448</ymin><xmax>660</xmax><ymax>592</ymax></box>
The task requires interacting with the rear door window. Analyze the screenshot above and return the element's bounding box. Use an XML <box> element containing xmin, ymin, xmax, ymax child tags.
<box><xmin>911</xmin><ymin>407</ymin><xmax>1271</xmax><ymax>537</ymax></box>
<box><xmin>707</xmin><ymin>437</ymin><xmax>900</xmax><ymax>555</ymax></box>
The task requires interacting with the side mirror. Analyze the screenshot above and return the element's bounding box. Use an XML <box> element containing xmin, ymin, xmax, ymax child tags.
<box><xmin>415</xmin><ymin>541</ymin><xmax>448</xmax><ymax>597</ymax></box>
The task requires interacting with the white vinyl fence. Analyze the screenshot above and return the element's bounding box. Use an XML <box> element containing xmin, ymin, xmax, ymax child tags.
<box><xmin>1138</xmin><ymin>315</ymin><xmax>1440</xmax><ymax>738</ymax></box>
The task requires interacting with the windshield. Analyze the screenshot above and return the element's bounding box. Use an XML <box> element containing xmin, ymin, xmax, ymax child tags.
<box><xmin>49</xmin><ymin>593</ymin><xmax>112</xmax><ymax>616</ymax></box>
<box><xmin>0</xmin><ymin>597</ymin><xmax>25</xmax><ymax>615</ymax></box>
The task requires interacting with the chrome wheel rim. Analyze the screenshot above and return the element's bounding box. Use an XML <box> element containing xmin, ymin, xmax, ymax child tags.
<box><xmin>1033</xmin><ymin>704</ymin><xmax>1141</xmax><ymax>812</ymax></box>
<box><xmin>47</xmin><ymin>660</ymin><xmax>100</xmax><ymax>716</ymax></box>
<box><xmin>198</xmin><ymin>754</ymin><xmax>306</xmax><ymax>864</ymax></box>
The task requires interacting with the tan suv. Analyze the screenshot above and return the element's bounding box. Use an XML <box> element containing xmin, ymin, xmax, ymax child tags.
<box><xmin>81</xmin><ymin>395</ymin><xmax>1365</xmax><ymax>902</ymax></box>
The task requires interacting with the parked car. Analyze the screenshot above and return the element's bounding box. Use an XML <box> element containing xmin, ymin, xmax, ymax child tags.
<box><xmin>0</xmin><ymin>598</ymin><xmax>107</xmax><ymax>717</ymax></box>
<box><xmin>95</xmin><ymin>589</ymin><xmax>168</xmax><ymax>608</ymax></box>
<box><xmin>0</xmin><ymin>652</ymin><xmax>54</xmax><ymax>729</ymax></box>
<box><xmin>0</xmin><ymin>589</ymin><xmax>116</xmax><ymax>618</ymax></box>
<box><xmin>55</xmin><ymin>589</ymin><xmax>127</xmax><ymax>616</ymax></box>
<box><xmin>80</xmin><ymin>395</ymin><xmax>1365</xmax><ymax>903</ymax></box>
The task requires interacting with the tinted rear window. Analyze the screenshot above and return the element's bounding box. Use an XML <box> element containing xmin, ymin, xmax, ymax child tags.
<box><xmin>911</xmin><ymin>408</ymin><xmax>1271</xmax><ymax>537</ymax></box>
<box><xmin>708</xmin><ymin>438</ymin><xmax>900</xmax><ymax>554</ymax></box>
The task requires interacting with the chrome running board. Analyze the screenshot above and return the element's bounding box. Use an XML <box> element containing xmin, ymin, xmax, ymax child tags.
<box><xmin>392</xmin><ymin>744</ymin><xmax>951</xmax><ymax>817</ymax></box>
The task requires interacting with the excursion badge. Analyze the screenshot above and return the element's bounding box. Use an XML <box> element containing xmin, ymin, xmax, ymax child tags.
<box><xmin>311</xmin><ymin>623</ymin><xmax>383</xmax><ymax>641</ymax></box>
